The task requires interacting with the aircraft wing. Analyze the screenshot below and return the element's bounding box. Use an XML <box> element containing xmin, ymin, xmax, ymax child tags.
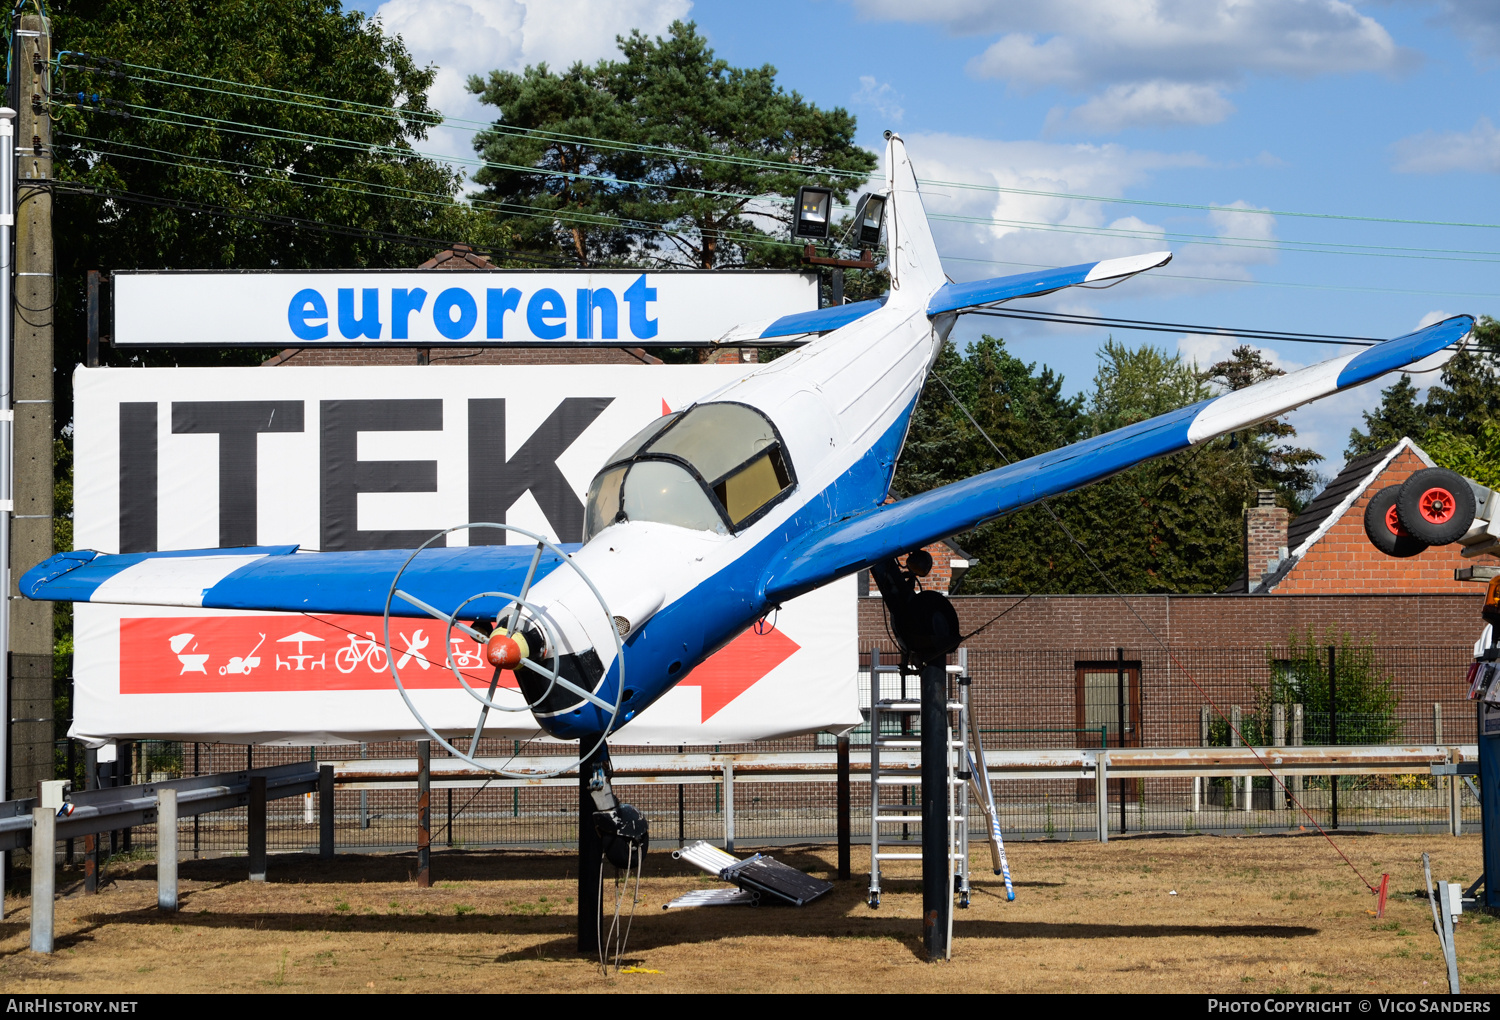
<box><xmin>713</xmin><ymin>252</ymin><xmax>1171</xmax><ymax>344</ymax></box>
<box><xmin>761</xmin><ymin>313</ymin><xmax>1475</xmax><ymax>601</ymax></box>
<box><xmin>19</xmin><ymin>542</ymin><xmax>576</xmax><ymax>618</ymax></box>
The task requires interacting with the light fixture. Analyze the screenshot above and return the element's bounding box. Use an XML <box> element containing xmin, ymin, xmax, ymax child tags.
<box><xmin>793</xmin><ymin>186</ymin><xmax>832</xmax><ymax>239</ymax></box>
<box><xmin>855</xmin><ymin>193</ymin><xmax>886</xmax><ymax>245</ymax></box>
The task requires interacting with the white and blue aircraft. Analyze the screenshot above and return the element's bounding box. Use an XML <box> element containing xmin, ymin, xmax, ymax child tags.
<box><xmin>20</xmin><ymin>134</ymin><xmax>1474</xmax><ymax>765</ymax></box>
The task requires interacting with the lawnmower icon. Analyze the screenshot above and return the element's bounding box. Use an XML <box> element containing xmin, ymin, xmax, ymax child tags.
<box><xmin>220</xmin><ymin>633</ymin><xmax>266</xmax><ymax>676</ymax></box>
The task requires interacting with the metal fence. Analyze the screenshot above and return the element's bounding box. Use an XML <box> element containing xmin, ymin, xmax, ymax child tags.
<box><xmin>45</xmin><ymin>644</ymin><xmax>1483</xmax><ymax>861</ymax></box>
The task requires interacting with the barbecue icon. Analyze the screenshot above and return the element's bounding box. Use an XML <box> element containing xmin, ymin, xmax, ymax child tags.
<box><xmin>219</xmin><ymin>633</ymin><xmax>265</xmax><ymax>675</ymax></box>
<box><xmin>169</xmin><ymin>632</ymin><xmax>209</xmax><ymax>675</ymax></box>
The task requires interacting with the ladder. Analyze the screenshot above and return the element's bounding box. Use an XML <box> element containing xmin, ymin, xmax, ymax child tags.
<box><xmin>866</xmin><ymin>648</ymin><xmax>972</xmax><ymax>941</ymax></box>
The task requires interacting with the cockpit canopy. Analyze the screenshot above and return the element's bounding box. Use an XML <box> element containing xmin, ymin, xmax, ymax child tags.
<box><xmin>584</xmin><ymin>402</ymin><xmax>795</xmax><ymax>540</ymax></box>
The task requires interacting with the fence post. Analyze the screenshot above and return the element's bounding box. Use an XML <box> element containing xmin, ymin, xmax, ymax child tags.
<box><xmin>836</xmin><ymin>734</ymin><xmax>851</xmax><ymax>880</ymax></box>
<box><xmin>29</xmin><ymin>808</ymin><xmax>54</xmax><ymax>953</ymax></box>
<box><xmin>1451</xmin><ymin>753</ymin><xmax>1463</xmax><ymax>837</ymax></box>
<box><xmin>318</xmin><ymin>764</ymin><xmax>334</xmax><ymax>860</ymax></box>
<box><xmin>1194</xmin><ymin>706</ymin><xmax>1209</xmax><ymax>813</ymax></box>
<box><xmin>1230</xmin><ymin>706</ymin><xmax>1242</xmax><ymax>810</ymax></box>
<box><xmin>723</xmin><ymin>762</ymin><xmax>735</xmax><ymax>853</ymax></box>
<box><xmin>416</xmin><ymin>740</ymin><xmax>431</xmax><ymax>888</ymax></box>
<box><xmin>1291</xmin><ymin>704</ymin><xmax>1304</xmax><ymax>809</ymax></box>
<box><xmin>248</xmin><ymin>775</ymin><xmax>267</xmax><ymax>882</ymax></box>
<box><xmin>1328</xmin><ymin>645</ymin><xmax>1338</xmax><ymax>830</ymax></box>
<box><xmin>157</xmin><ymin>788</ymin><xmax>178</xmax><ymax>912</ymax></box>
<box><xmin>1273</xmin><ymin>704</ymin><xmax>1287</xmax><ymax>814</ymax></box>
<box><xmin>1434</xmin><ymin>702</ymin><xmax>1443</xmax><ymax>745</ymax></box>
<box><xmin>1095</xmin><ymin>751</ymin><xmax>1109</xmax><ymax>843</ymax></box>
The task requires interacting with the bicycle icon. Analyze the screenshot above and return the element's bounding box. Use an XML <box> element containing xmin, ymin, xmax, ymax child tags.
<box><xmin>334</xmin><ymin>632</ymin><xmax>390</xmax><ymax>674</ymax></box>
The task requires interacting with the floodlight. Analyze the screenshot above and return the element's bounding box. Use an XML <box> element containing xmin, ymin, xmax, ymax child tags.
<box><xmin>855</xmin><ymin>194</ymin><xmax>886</xmax><ymax>245</ymax></box>
<box><xmin>794</xmin><ymin>186</ymin><xmax>832</xmax><ymax>239</ymax></box>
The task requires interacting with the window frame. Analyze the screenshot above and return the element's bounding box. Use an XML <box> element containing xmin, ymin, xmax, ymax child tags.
<box><xmin>594</xmin><ymin>400</ymin><xmax>798</xmax><ymax>534</ymax></box>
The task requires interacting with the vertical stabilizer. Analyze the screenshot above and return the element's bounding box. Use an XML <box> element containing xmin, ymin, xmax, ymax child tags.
<box><xmin>883</xmin><ymin>133</ymin><xmax>944</xmax><ymax>304</ymax></box>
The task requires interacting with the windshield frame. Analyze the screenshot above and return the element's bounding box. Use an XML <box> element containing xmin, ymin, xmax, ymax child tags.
<box><xmin>590</xmin><ymin>400</ymin><xmax>798</xmax><ymax>535</ymax></box>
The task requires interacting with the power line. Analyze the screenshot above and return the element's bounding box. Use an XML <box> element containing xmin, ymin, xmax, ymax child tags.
<box><xmin>48</xmin><ymin>180</ymin><xmax>567</xmax><ymax>266</ymax></box>
<box><xmin>60</xmin><ymin>108</ymin><xmax>1500</xmax><ymax>266</ymax></box>
<box><xmin>62</xmin><ymin>56</ymin><xmax>1500</xmax><ymax>233</ymax></box>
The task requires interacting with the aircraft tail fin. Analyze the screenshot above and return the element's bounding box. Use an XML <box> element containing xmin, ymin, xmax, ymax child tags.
<box><xmin>883</xmin><ymin>134</ymin><xmax>946</xmax><ymax>305</ymax></box>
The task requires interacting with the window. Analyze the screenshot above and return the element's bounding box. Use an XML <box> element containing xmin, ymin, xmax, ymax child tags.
<box><xmin>1075</xmin><ymin>659</ymin><xmax>1142</xmax><ymax>803</ymax></box>
<box><xmin>583</xmin><ymin>402</ymin><xmax>796</xmax><ymax>540</ymax></box>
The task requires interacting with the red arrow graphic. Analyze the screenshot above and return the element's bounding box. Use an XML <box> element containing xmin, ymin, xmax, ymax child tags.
<box><xmin>678</xmin><ymin>624</ymin><xmax>800</xmax><ymax>721</ymax></box>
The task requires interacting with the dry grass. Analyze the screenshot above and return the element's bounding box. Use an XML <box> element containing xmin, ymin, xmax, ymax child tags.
<box><xmin>0</xmin><ymin>833</ymin><xmax>1495</xmax><ymax>993</ymax></box>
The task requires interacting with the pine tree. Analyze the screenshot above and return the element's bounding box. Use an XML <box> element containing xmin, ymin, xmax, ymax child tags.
<box><xmin>1346</xmin><ymin>375</ymin><xmax>1431</xmax><ymax>459</ymax></box>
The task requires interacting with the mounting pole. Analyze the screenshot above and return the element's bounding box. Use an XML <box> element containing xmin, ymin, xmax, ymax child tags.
<box><xmin>10</xmin><ymin>13</ymin><xmax>52</xmax><ymax>821</ymax></box>
<box><xmin>0</xmin><ymin>103</ymin><xmax>13</xmax><ymax>915</ymax></box>
<box><xmin>577</xmin><ymin>739</ymin><xmax>607</xmax><ymax>954</ymax></box>
<box><xmin>920</xmin><ymin>658</ymin><xmax>950</xmax><ymax>960</ymax></box>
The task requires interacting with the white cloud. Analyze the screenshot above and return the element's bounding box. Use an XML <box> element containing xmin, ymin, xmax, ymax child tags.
<box><xmin>1391</xmin><ymin>116</ymin><xmax>1500</xmax><ymax>174</ymax></box>
<box><xmin>1415</xmin><ymin>1</ymin><xmax>1500</xmax><ymax>61</ymax></box>
<box><xmin>898</xmin><ymin>132</ymin><xmax>1278</xmax><ymax>300</ymax></box>
<box><xmin>852</xmin><ymin>75</ymin><xmax>905</xmax><ymax>125</ymax></box>
<box><xmin>1176</xmin><ymin>335</ymin><xmax>1304</xmax><ymax>375</ymax></box>
<box><xmin>374</xmin><ymin>0</ymin><xmax>690</xmax><ymax>173</ymax></box>
<box><xmin>1056</xmin><ymin>81</ymin><xmax>1236</xmax><ymax>132</ymax></box>
<box><xmin>849</xmin><ymin>0</ymin><xmax>1411</xmax><ymax>131</ymax></box>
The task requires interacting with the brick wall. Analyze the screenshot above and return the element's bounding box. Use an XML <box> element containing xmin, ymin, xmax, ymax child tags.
<box><xmin>1276</xmin><ymin>447</ymin><xmax>1477</xmax><ymax>594</ymax></box>
<box><xmin>859</xmin><ymin>591</ymin><xmax>1483</xmax><ymax>652</ymax></box>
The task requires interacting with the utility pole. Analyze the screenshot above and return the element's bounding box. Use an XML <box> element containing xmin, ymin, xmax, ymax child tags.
<box><xmin>9</xmin><ymin>13</ymin><xmax>53</xmax><ymax>810</ymax></box>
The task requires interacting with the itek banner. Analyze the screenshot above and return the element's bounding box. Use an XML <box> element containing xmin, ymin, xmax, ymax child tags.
<box><xmin>71</xmin><ymin>365</ymin><xmax>859</xmax><ymax>746</ymax></box>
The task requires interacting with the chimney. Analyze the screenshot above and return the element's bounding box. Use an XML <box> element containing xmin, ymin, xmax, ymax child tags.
<box><xmin>1244</xmin><ymin>489</ymin><xmax>1290</xmax><ymax>589</ymax></box>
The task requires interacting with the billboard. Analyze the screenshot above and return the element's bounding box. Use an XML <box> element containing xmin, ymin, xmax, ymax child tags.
<box><xmin>71</xmin><ymin>365</ymin><xmax>860</xmax><ymax>746</ymax></box>
<box><xmin>111</xmin><ymin>270</ymin><xmax>817</xmax><ymax>348</ymax></box>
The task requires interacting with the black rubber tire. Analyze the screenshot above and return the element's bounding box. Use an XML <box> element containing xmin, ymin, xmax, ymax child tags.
<box><xmin>1364</xmin><ymin>484</ymin><xmax>1429</xmax><ymax>558</ymax></box>
<box><xmin>1396</xmin><ymin>467</ymin><xmax>1476</xmax><ymax>545</ymax></box>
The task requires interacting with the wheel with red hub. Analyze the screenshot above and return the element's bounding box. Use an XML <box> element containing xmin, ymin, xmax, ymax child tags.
<box><xmin>1396</xmin><ymin>467</ymin><xmax>1476</xmax><ymax>546</ymax></box>
<box><xmin>1364</xmin><ymin>485</ymin><xmax>1429</xmax><ymax>557</ymax></box>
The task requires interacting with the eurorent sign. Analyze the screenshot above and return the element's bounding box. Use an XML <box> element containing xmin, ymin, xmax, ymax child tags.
<box><xmin>111</xmin><ymin>270</ymin><xmax>817</xmax><ymax>347</ymax></box>
<box><xmin>70</xmin><ymin>365</ymin><xmax>858</xmax><ymax>746</ymax></box>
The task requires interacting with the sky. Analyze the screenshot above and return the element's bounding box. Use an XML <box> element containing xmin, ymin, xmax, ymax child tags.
<box><xmin>343</xmin><ymin>0</ymin><xmax>1500</xmax><ymax>484</ymax></box>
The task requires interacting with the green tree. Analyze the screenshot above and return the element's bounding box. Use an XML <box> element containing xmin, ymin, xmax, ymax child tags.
<box><xmin>51</xmin><ymin>0</ymin><xmax>498</xmax><ymax>388</ymax></box>
<box><xmin>1347</xmin><ymin>316</ymin><xmax>1500</xmax><ymax>466</ymax></box>
<box><xmin>466</xmin><ymin>60</ymin><xmax>641</xmax><ymax>266</ymax></box>
<box><xmin>1346</xmin><ymin>374</ymin><xmax>1431</xmax><ymax>458</ymax></box>
<box><xmin>1199</xmin><ymin>345</ymin><xmax>1323</xmax><ymax>507</ymax></box>
<box><xmin>469</xmin><ymin>21</ymin><xmax>876</xmax><ymax>270</ymax></box>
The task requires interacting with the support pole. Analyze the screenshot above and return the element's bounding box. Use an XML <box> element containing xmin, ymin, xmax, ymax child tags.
<box><xmin>416</xmin><ymin>740</ymin><xmax>431</xmax><ymax>887</ymax></box>
<box><xmin>10</xmin><ymin>14</ymin><xmax>54</xmax><ymax>828</ymax></box>
<box><xmin>156</xmin><ymin>788</ymin><xmax>177</xmax><ymax>912</ymax></box>
<box><xmin>83</xmin><ymin>745</ymin><xmax>97</xmax><ymax>894</ymax></box>
<box><xmin>1096</xmin><ymin>751</ymin><xmax>1109</xmax><ymax>843</ymax></box>
<box><xmin>28</xmin><ymin>807</ymin><xmax>52</xmax><ymax>953</ymax></box>
<box><xmin>0</xmin><ymin>102</ymin><xmax>15</xmax><ymax>914</ymax></box>
<box><xmin>836</xmin><ymin>734</ymin><xmax>851</xmax><ymax>881</ymax></box>
<box><xmin>920</xmin><ymin>658</ymin><xmax>950</xmax><ymax>961</ymax></box>
<box><xmin>248</xmin><ymin>775</ymin><xmax>266</xmax><ymax>882</ymax></box>
<box><xmin>722</xmin><ymin>762</ymin><xmax>735</xmax><ymax>853</ymax></box>
<box><xmin>318</xmin><ymin>764</ymin><xmax>334</xmax><ymax>860</ymax></box>
<box><xmin>576</xmin><ymin>740</ymin><xmax>607</xmax><ymax>955</ymax></box>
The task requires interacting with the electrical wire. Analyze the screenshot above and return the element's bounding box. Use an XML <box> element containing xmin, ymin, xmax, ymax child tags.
<box><xmin>60</xmin><ymin>103</ymin><xmax>1500</xmax><ymax>264</ymax></box>
<box><xmin>48</xmin><ymin>179</ymin><xmax>566</xmax><ymax>266</ymax></box>
<box><xmin>64</xmin><ymin>57</ymin><xmax>1500</xmax><ymax>233</ymax></box>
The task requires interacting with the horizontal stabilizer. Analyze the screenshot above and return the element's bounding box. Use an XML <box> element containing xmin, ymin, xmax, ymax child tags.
<box><xmin>927</xmin><ymin>252</ymin><xmax>1172</xmax><ymax>316</ymax></box>
<box><xmin>20</xmin><ymin>542</ymin><xmax>577</xmax><ymax>618</ymax></box>
<box><xmin>714</xmin><ymin>298</ymin><xmax>886</xmax><ymax>345</ymax></box>
<box><xmin>763</xmin><ymin>314</ymin><xmax>1474</xmax><ymax>600</ymax></box>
